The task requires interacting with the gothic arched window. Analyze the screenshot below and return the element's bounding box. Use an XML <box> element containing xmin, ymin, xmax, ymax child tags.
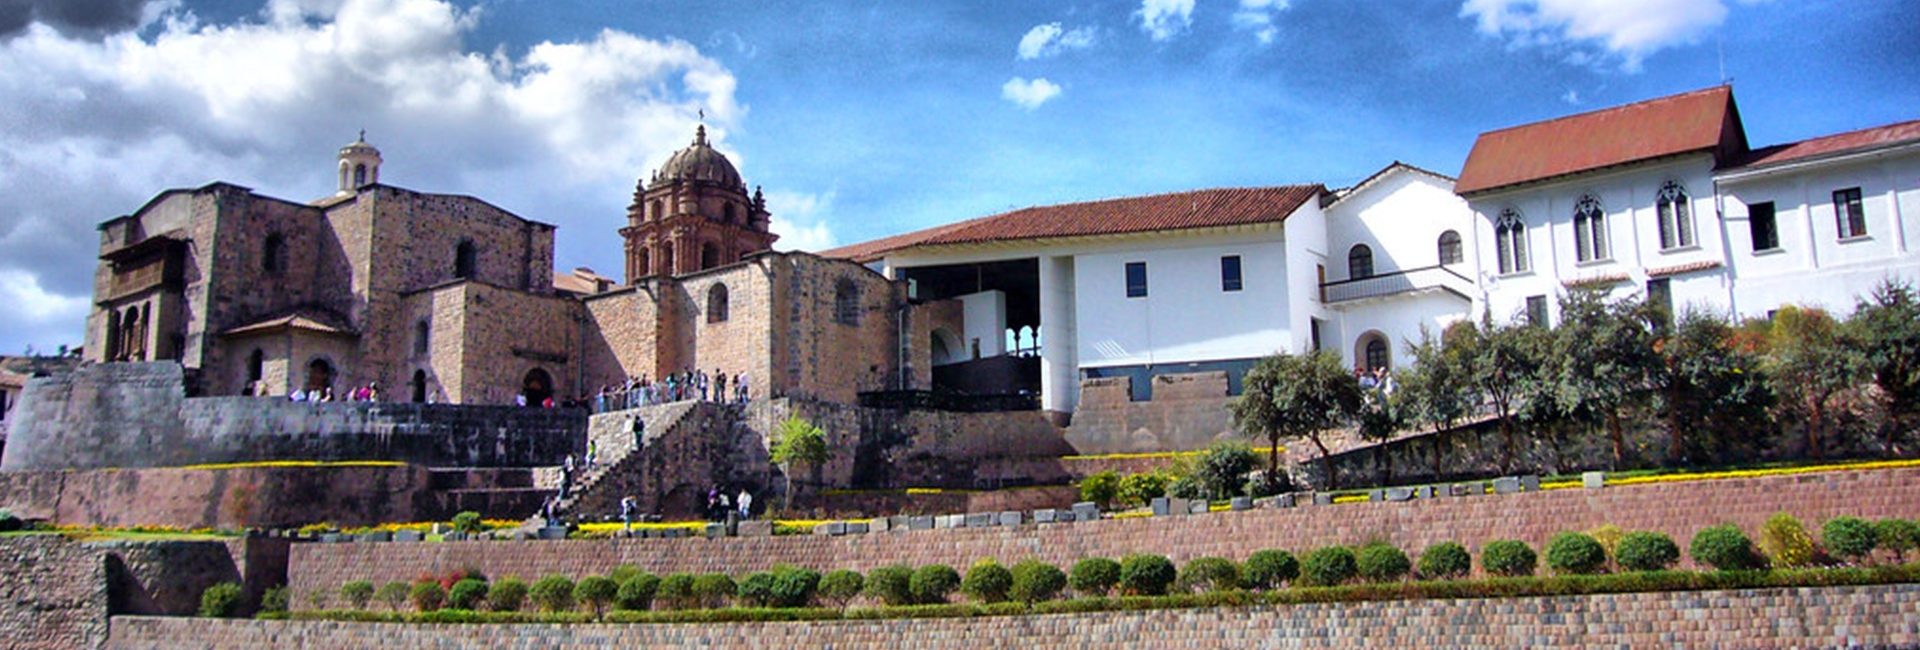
<box><xmin>1573</xmin><ymin>195</ymin><xmax>1608</xmax><ymax>263</ymax></box>
<box><xmin>1496</xmin><ymin>209</ymin><xmax>1530</xmax><ymax>274</ymax></box>
<box><xmin>1657</xmin><ymin>181</ymin><xmax>1694</xmax><ymax>249</ymax></box>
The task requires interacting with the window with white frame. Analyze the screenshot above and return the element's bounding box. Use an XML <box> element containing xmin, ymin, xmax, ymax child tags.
<box><xmin>1573</xmin><ymin>195</ymin><xmax>1608</xmax><ymax>263</ymax></box>
<box><xmin>1496</xmin><ymin>209</ymin><xmax>1529</xmax><ymax>274</ymax></box>
<box><xmin>1657</xmin><ymin>181</ymin><xmax>1695</xmax><ymax>249</ymax></box>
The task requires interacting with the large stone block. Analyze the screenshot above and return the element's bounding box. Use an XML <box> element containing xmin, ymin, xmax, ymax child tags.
<box><xmin>908</xmin><ymin>516</ymin><xmax>934</xmax><ymax>531</ymax></box>
<box><xmin>1582</xmin><ymin>471</ymin><xmax>1606</xmax><ymax>489</ymax></box>
<box><xmin>964</xmin><ymin>513</ymin><xmax>994</xmax><ymax>528</ymax></box>
<box><xmin>997</xmin><ymin>511</ymin><xmax>1021</xmax><ymax>527</ymax></box>
<box><xmin>1492</xmin><ymin>477</ymin><xmax>1522</xmax><ymax>495</ymax></box>
<box><xmin>1071</xmin><ymin>502</ymin><xmax>1100</xmax><ymax>521</ymax></box>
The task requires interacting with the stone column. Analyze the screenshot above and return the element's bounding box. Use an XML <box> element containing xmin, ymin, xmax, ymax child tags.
<box><xmin>1038</xmin><ymin>255</ymin><xmax>1078</xmax><ymax>416</ymax></box>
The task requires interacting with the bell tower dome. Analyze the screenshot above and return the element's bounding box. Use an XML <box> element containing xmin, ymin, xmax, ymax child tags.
<box><xmin>336</xmin><ymin>130</ymin><xmax>383</xmax><ymax>195</ymax></box>
<box><xmin>620</xmin><ymin>124</ymin><xmax>778</xmax><ymax>283</ymax></box>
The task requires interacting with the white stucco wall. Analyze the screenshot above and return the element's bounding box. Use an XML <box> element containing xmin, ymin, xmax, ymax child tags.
<box><xmin>955</xmin><ymin>290</ymin><xmax>1007</xmax><ymax>359</ymax></box>
<box><xmin>1073</xmin><ymin>229</ymin><xmax>1292</xmax><ymax>369</ymax></box>
<box><xmin>1322</xmin><ymin>166</ymin><xmax>1478</xmax><ymax>370</ymax></box>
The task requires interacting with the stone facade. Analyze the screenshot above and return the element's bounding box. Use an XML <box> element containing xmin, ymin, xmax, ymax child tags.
<box><xmin>0</xmin><ymin>535</ymin><xmax>289</xmax><ymax>650</ymax></box>
<box><xmin>0</xmin><ymin>465</ymin><xmax>434</xmax><ymax>529</ymax></box>
<box><xmin>1063</xmin><ymin>372</ymin><xmax>1237</xmax><ymax>454</ymax></box>
<box><xmin>0</xmin><ymin>536</ymin><xmax>109</xmax><ymax>650</ymax></box>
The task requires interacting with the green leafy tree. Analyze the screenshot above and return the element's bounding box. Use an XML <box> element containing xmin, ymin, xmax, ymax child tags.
<box><xmin>1656</xmin><ymin>310</ymin><xmax>1774</xmax><ymax>464</ymax></box>
<box><xmin>1231</xmin><ymin>351</ymin><xmax>1363</xmax><ymax>489</ymax></box>
<box><xmin>487</xmin><ymin>578</ymin><xmax>528</xmax><ymax>612</ymax></box>
<box><xmin>1459</xmin><ymin>318</ymin><xmax>1543</xmax><ymax>473</ymax></box>
<box><xmin>339</xmin><ymin>580</ymin><xmax>375</xmax><ymax>610</ymax></box>
<box><xmin>1399</xmin><ymin>324</ymin><xmax>1480</xmax><ymax>478</ymax></box>
<box><xmin>198</xmin><ymin>582</ymin><xmax>243</xmax><ymax>618</ymax></box>
<box><xmin>817</xmin><ymin>569</ymin><xmax>864</xmax><ymax>609</ymax></box>
<box><xmin>909</xmin><ymin>565</ymin><xmax>960</xmax><ymax>604</ymax></box>
<box><xmin>1551</xmin><ymin>289</ymin><xmax>1661</xmax><ymax>468</ymax></box>
<box><xmin>1078</xmin><ymin>471</ymin><xmax>1121</xmax><ymax>510</ymax></box>
<box><xmin>770</xmin><ymin>416</ymin><xmax>833</xmax><ymax>510</ymax></box>
<box><xmin>960</xmin><ymin>560</ymin><xmax>1013</xmax><ymax>604</ymax></box>
<box><xmin>1068</xmin><ymin>557</ymin><xmax>1121</xmax><ymax>597</ymax></box>
<box><xmin>573</xmin><ymin>576</ymin><xmax>619</xmax><ymax>616</ymax></box>
<box><xmin>1848</xmin><ymin>280</ymin><xmax>1920</xmax><ymax>456</ymax></box>
<box><xmin>1762</xmin><ymin>307</ymin><xmax>1862</xmax><ymax>459</ymax></box>
<box><xmin>376</xmin><ymin>581</ymin><xmax>409</xmax><ymax>611</ymax></box>
<box><xmin>529</xmin><ymin>575</ymin><xmax>576</xmax><ymax>613</ymax></box>
<box><xmin>408</xmin><ymin>581</ymin><xmax>447</xmax><ymax>612</ymax></box>
<box><xmin>1193</xmin><ymin>441</ymin><xmax>1258</xmax><ymax>499</ymax></box>
<box><xmin>1008</xmin><ymin>560</ymin><xmax>1066</xmax><ymax>604</ymax></box>
<box><xmin>1242</xmin><ymin>549</ymin><xmax>1298</xmax><ymax>590</ymax></box>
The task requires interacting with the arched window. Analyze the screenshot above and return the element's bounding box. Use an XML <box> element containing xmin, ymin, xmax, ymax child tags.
<box><xmin>707</xmin><ymin>283</ymin><xmax>729</xmax><ymax>323</ymax></box>
<box><xmin>522</xmin><ymin>368</ymin><xmax>553</xmax><ymax>405</ymax></box>
<box><xmin>1573</xmin><ymin>195</ymin><xmax>1608</xmax><ymax>262</ymax></box>
<box><xmin>304</xmin><ymin>358</ymin><xmax>333</xmax><ymax>393</ymax></box>
<box><xmin>833</xmin><ymin>279</ymin><xmax>860</xmax><ymax>326</ymax></box>
<box><xmin>1496</xmin><ymin>209</ymin><xmax>1529</xmax><ymax>274</ymax></box>
<box><xmin>411</xmin><ymin>370</ymin><xmax>428</xmax><ymax>403</ymax></box>
<box><xmin>246</xmin><ymin>349</ymin><xmax>264</xmax><ymax>382</ymax></box>
<box><xmin>700</xmin><ymin>242</ymin><xmax>721</xmax><ymax>270</ymax></box>
<box><xmin>636</xmin><ymin>248</ymin><xmax>651</xmax><ymax>279</ymax></box>
<box><xmin>1437</xmin><ymin>230</ymin><xmax>1463</xmax><ymax>265</ymax></box>
<box><xmin>263</xmin><ymin>233</ymin><xmax>286</xmax><ymax>274</ymax></box>
<box><xmin>454</xmin><ymin>241</ymin><xmax>476</xmax><ymax>279</ymax></box>
<box><xmin>1364</xmin><ymin>337</ymin><xmax>1390</xmax><ymax>371</ymax></box>
<box><xmin>353</xmin><ymin>163</ymin><xmax>368</xmax><ymax>187</ymax></box>
<box><xmin>1347</xmin><ymin>244</ymin><xmax>1374</xmax><ymax>279</ymax></box>
<box><xmin>652</xmin><ymin>199</ymin><xmax>665</xmax><ymax>220</ymax></box>
<box><xmin>414</xmin><ymin>319</ymin><xmax>430</xmax><ymax>355</ymax></box>
<box><xmin>104</xmin><ymin>311</ymin><xmax>122</xmax><ymax>360</ymax></box>
<box><xmin>1657</xmin><ymin>181</ymin><xmax>1694</xmax><ymax>249</ymax></box>
<box><xmin>661</xmin><ymin>245</ymin><xmax>676</xmax><ymax>276</ymax></box>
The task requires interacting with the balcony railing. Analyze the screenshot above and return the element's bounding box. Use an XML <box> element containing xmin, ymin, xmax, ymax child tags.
<box><xmin>1320</xmin><ymin>264</ymin><xmax>1475</xmax><ymax>304</ymax></box>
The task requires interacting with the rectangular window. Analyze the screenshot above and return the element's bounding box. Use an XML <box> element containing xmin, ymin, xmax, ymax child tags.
<box><xmin>1220</xmin><ymin>255</ymin><xmax>1243</xmax><ymax>292</ymax></box>
<box><xmin>1309</xmin><ymin>318</ymin><xmax>1323</xmax><ymax>353</ymax></box>
<box><xmin>1125</xmin><ymin>262</ymin><xmax>1148</xmax><ymax>298</ymax></box>
<box><xmin>1748</xmin><ymin>201</ymin><xmax>1779</xmax><ymax>252</ymax></box>
<box><xmin>1525</xmin><ymin>295</ymin><xmax>1548</xmax><ymax>328</ymax></box>
<box><xmin>1646</xmin><ymin>278</ymin><xmax>1672</xmax><ymax>328</ymax></box>
<box><xmin>1834</xmin><ymin>188</ymin><xmax>1867</xmax><ymax>239</ymax></box>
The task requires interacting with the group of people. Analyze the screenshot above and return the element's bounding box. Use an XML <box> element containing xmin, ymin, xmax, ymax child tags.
<box><xmin>706</xmin><ymin>486</ymin><xmax>754</xmax><ymax>523</ymax></box>
<box><xmin>591</xmin><ymin>368</ymin><xmax>752</xmax><ymax>413</ymax></box>
<box><xmin>283</xmin><ymin>381</ymin><xmax>383</xmax><ymax>403</ymax></box>
<box><xmin>1356</xmin><ymin>365</ymin><xmax>1396</xmax><ymax>397</ymax></box>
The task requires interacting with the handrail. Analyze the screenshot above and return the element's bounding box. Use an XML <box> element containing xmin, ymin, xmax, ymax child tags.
<box><xmin>1319</xmin><ymin>264</ymin><xmax>1475</xmax><ymax>303</ymax></box>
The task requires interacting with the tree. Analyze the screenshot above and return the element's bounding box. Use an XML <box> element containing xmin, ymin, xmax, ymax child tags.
<box><xmin>1398</xmin><ymin>324</ymin><xmax>1478</xmax><ymax>478</ymax></box>
<box><xmin>1655</xmin><ymin>309</ymin><xmax>1773</xmax><ymax>464</ymax></box>
<box><xmin>1848</xmin><ymin>280</ymin><xmax>1920</xmax><ymax>456</ymax></box>
<box><xmin>1550</xmin><ymin>289</ymin><xmax>1660</xmax><ymax>468</ymax></box>
<box><xmin>1231</xmin><ymin>351</ymin><xmax>1362</xmax><ymax>489</ymax></box>
<box><xmin>1761</xmin><ymin>307</ymin><xmax>1861</xmax><ymax>459</ymax></box>
<box><xmin>1192</xmin><ymin>441</ymin><xmax>1258</xmax><ymax>499</ymax></box>
<box><xmin>769</xmin><ymin>415</ymin><xmax>832</xmax><ymax>510</ymax></box>
<box><xmin>1459</xmin><ymin>317</ymin><xmax>1542</xmax><ymax>473</ymax></box>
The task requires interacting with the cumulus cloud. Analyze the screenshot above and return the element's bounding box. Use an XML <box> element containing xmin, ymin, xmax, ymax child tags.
<box><xmin>1231</xmin><ymin>0</ymin><xmax>1290</xmax><ymax>44</ymax></box>
<box><xmin>763</xmin><ymin>190</ymin><xmax>837</xmax><ymax>252</ymax></box>
<box><xmin>1134</xmin><ymin>0</ymin><xmax>1195</xmax><ymax>42</ymax></box>
<box><xmin>1460</xmin><ymin>0</ymin><xmax>1743</xmax><ymax>70</ymax></box>
<box><xmin>1001</xmin><ymin>76</ymin><xmax>1062</xmax><ymax>110</ymax></box>
<box><xmin>0</xmin><ymin>0</ymin><xmax>792</xmax><ymax>352</ymax></box>
<box><xmin>0</xmin><ymin>0</ymin><xmax>158</xmax><ymax>40</ymax></box>
<box><xmin>1016</xmin><ymin>22</ymin><xmax>1094</xmax><ymax>60</ymax></box>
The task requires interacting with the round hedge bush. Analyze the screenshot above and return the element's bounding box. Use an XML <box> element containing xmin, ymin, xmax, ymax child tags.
<box><xmin>818</xmin><ymin>569</ymin><xmax>864</xmax><ymax>608</ymax></box>
<box><xmin>1690</xmin><ymin>524</ymin><xmax>1760</xmax><ymax>571</ymax></box>
<box><xmin>1079</xmin><ymin>470</ymin><xmax>1121</xmax><ymax>509</ymax></box>
<box><xmin>910</xmin><ymin>564</ymin><xmax>961</xmax><ymax>604</ymax></box>
<box><xmin>657</xmin><ymin>573</ymin><xmax>696</xmax><ymax>610</ymax></box>
<box><xmin>1069</xmin><ymin>557</ymin><xmax>1121</xmax><ymax>597</ymax></box>
<box><xmin>736</xmin><ymin>571</ymin><xmax>778</xmax><ymax>608</ymax></box>
<box><xmin>608</xmin><ymin>565</ymin><xmax>643</xmax><ymax>585</ymax></box>
<box><xmin>1009</xmin><ymin>560</ymin><xmax>1067</xmax><ymax>604</ymax></box>
<box><xmin>1821</xmin><ymin>517</ymin><xmax>1878</xmax><ymax>564</ymax></box>
<box><xmin>1300</xmin><ymin>546</ymin><xmax>1358</xmax><ymax>586</ymax></box>
<box><xmin>961</xmin><ymin>560</ymin><xmax>1013</xmax><ymax>604</ymax></box>
<box><xmin>864</xmin><ymin>565</ymin><xmax>915</xmax><ymax>606</ymax></box>
<box><xmin>769</xmin><ymin>566</ymin><xmax>821</xmax><ymax>608</ymax></box>
<box><xmin>339</xmin><ymin>580</ymin><xmax>375</xmax><ymax>610</ymax></box>
<box><xmin>1480</xmin><ymin>540</ymin><xmax>1536</xmax><ymax>577</ymax></box>
<box><xmin>1176</xmin><ymin>556</ymin><xmax>1241</xmax><ymax>593</ymax></box>
<box><xmin>376</xmin><ymin>581</ymin><xmax>409</xmax><ymax>611</ymax></box>
<box><xmin>1355</xmin><ymin>544</ymin><xmax>1411</xmax><ymax>583</ymax></box>
<box><xmin>198</xmin><ymin>582</ymin><xmax>243</xmax><ymax>618</ymax></box>
<box><xmin>1118</xmin><ymin>554</ymin><xmax>1177</xmax><ymax>596</ymax></box>
<box><xmin>447</xmin><ymin>578</ymin><xmax>488</xmax><ymax>610</ymax></box>
<box><xmin>259</xmin><ymin>586</ymin><xmax>289</xmax><ymax>614</ymax></box>
<box><xmin>1243</xmin><ymin>549</ymin><xmax>1299</xmax><ymax>590</ymax></box>
<box><xmin>529</xmin><ymin>575</ymin><xmax>575</xmax><ymax>613</ymax></box>
<box><xmin>1876</xmin><ymin>519</ymin><xmax>1920</xmax><ymax>562</ymax></box>
<box><xmin>1759</xmin><ymin>513</ymin><xmax>1815</xmax><ymax>569</ymax></box>
<box><xmin>1614</xmin><ymin>532</ymin><xmax>1680</xmax><ymax>572</ymax></box>
<box><xmin>1416</xmin><ymin>542</ymin><xmax>1472</xmax><ymax>580</ymax></box>
<box><xmin>1545</xmin><ymin>532</ymin><xmax>1608</xmax><ymax>575</ymax></box>
<box><xmin>692</xmin><ymin>573</ymin><xmax>737</xmax><ymax>609</ymax></box>
<box><xmin>615</xmin><ymin>574</ymin><xmax>660</xmax><ymax>611</ymax></box>
<box><xmin>574</xmin><ymin>576</ymin><xmax>619</xmax><ymax>615</ymax></box>
<box><xmin>408</xmin><ymin>581</ymin><xmax>447</xmax><ymax>612</ymax></box>
<box><xmin>487</xmin><ymin>578</ymin><xmax>528</xmax><ymax>613</ymax></box>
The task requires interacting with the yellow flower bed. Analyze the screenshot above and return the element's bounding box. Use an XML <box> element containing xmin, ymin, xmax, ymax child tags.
<box><xmin>1062</xmin><ymin>446</ymin><xmax>1282</xmax><ymax>462</ymax></box>
<box><xmin>1601</xmin><ymin>458</ymin><xmax>1920</xmax><ymax>487</ymax></box>
<box><xmin>172</xmin><ymin>460</ymin><xmax>406</xmax><ymax>471</ymax></box>
<box><xmin>577</xmin><ymin>521</ymin><xmax>707</xmax><ymax>534</ymax></box>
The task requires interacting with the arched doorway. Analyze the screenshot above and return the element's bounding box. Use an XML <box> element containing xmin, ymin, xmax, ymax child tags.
<box><xmin>412</xmin><ymin>370</ymin><xmax>428</xmax><ymax>403</ymax></box>
<box><xmin>930</xmin><ymin>327</ymin><xmax>963</xmax><ymax>365</ymax></box>
<box><xmin>1354</xmin><ymin>332</ymin><xmax>1390</xmax><ymax>372</ymax></box>
<box><xmin>522</xmin><ymin>368</ymin><xmax>554</xmax><ymax>406</ymax></box>
<box><xmin>305</xmin><ymin>358</ymin><xmax>334</xmax><ymax>394</ymax></box>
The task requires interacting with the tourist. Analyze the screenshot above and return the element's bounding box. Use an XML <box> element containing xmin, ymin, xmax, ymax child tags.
<box><xmin>620</xmin><ymin>495</ymin><xmax>636</xmax><ymax>532</ymax></box>
<box><xmin>736</xmin><ymin>488</ymin><xmax>752</xmax><ymax>521</ymax></box>
<box><xmin>320</xmin><ymin>386</ymin><xmax>335</xmax><ymax>402</ymax></box>
<box><xmin>706</xmin><ymin>486</ymin><xmax>720</xmax><ymax>522</ymax></box>
<box><xmin>714</xmin><ymin>370</ymin><xmax>727</xmax><ymax>403</ymax></box>
<box><xmin>585</xmin><ymin>440</ymin><xmax>599</xmax><ymax>470</ymax></box>
<box><xmin>736</xmin><ymin>373</ymin><xmax>749</xmax><ymax>404</ymax></box>
<box><xmin>289</xmin><ymin>388</ymin><xmax>308</xmax><ymax>402</ymax></box>
<box><xmin>631</xmin><ymin>415</ymin><xmax>645</xmax><ymax>450</ymax></box>
<box><xmin>367</xmin><ymin>381</ymin><xmax>380</xmax><ymax>402</ymax></box>
<box><xmin>717</xmin><ymin>491</ymin><xmax>731</xmax><ymax>522</ymax></box>
<box><xmin>697</xmin><ymin>369</ymin><xmax>709</xmax><ymax>402</ymax></box>
<box><xmin>515</xmin><ymin>393</ymin><xmax>527</xmax><ymax>407</ymax></box>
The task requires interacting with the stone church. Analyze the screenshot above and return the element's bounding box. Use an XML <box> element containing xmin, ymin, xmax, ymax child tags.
<box><xmin>85</xmin><ymin>127</ymin><xmax>957</xmax><ymax>407</ymax></box>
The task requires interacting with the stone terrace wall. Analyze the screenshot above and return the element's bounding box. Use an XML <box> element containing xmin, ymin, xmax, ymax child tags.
<box><xmin>0</xmin><ymin>536</ymin><xmax>109</xmax><ymax>650</ymax></box>
<box><xmin>291</xmin><ymin>467</ymin><xmax>1920</xmax><ymax>594</ymax></box>
<box><xmin>0</xmin><ymin>535</ymin><xmax>288</xmax><ymax>650</ymax></box>
<box><xmin>2</xmin><ymin>362</ymin><xmax>586</xmax><ymax>471</ymax></box>
<box><xmin>1063</xmin><ymin>373</ymin><xmax>1236</xmax><ymax>455</ymax></box>
<box><xmin>0</xmin><ymin>464</ymin><xmax>432</xmax><ymax>529</ymax></box>
<box><xmin>108</xmin><ymin>583</ymin><xmax>1920</xmax><ymax>649</ymax></box>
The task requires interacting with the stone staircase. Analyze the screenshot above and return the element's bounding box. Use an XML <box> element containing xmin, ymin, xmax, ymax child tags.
<box><xmin>526</xmin><ymin>400</ymin><xmax>709</xmax><ymax>524</ymax></box>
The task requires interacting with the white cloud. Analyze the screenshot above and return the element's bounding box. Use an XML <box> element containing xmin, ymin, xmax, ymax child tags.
<box><xmin>763</xmin><ymin>189</ymin><xmax>837</xmax><ymax>252</ymax></box>
<box><xmin>1016</xmin><ymin>22</ymin><xmax>1095</xmax><ymax>60</ymax></box>
<box><xmin>1135</xmin><ymin>0</ymin><xmax>1195</xmax><ymax>42</ymax></box>
<box><xmin>0</xmin><ymin>0</ymin><xmax>792</xmax><ymax>353</ymax></box>
<box><xmin>1001</xmin><ymin>76</ymin><xmax>1062</xmax><ymax>110</ymax></box>
<box><xmin>1460</xmin><ymin>0</ymin><xmax>1738</xmax><ymax>70</ymax></box>
<box><xmin>1562</xmin><ymin>88</ymin><xmax>1581</xmax><ymax>104</ymax></box>
<box><xmin>1232</xmin><ymin>0</ymin><xmax>1291</xmax><ymax>44</ymax></box>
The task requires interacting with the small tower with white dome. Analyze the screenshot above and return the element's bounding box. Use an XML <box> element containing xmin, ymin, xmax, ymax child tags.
<box><xmin>336</xmin><ymin>130</ymin><xmax>383</xmax><ymax>195</ymax></box>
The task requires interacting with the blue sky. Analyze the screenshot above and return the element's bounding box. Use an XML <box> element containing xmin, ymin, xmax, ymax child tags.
<box><xmin>0</xmin><ymin>0</ymin><xmax>1915</xmax><ymax>354</ymax></box>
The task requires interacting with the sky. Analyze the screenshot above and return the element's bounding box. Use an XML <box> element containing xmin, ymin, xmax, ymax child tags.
<box><xmin>1</xmin><ymin>0</ymin><xmax>1916</xmax><ymax>355</ymax></box>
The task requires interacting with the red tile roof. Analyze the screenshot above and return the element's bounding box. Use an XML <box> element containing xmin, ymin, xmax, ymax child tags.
<box><xmin>1456</xmin><ymin>86</ymin><xmax>1747</xmax><ymax>196</ymax></box>
<box><xmin>821</xmin><ymin>185</ymin><xmax>1325</xmax><ymax>262</ymax></box>
<box><xmin>1731</xmin><ymin>119</ymin><xmax>1920</xmax><ymax>171</ymax></box>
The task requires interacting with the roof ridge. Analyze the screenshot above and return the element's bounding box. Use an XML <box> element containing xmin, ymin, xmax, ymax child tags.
<box><xmin>1475</xmin><ymin>85</ymin><xmax>1730</xmax><ymax>137</ymax></box>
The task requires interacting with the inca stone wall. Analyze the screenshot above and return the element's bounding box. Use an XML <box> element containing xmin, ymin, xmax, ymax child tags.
<box><xmin>0</xmin><ymin>535</ymin><xmax>109</xmax><ymax>650</ymax></box>
<box><xmin>0</xmin><ymin>536</ymin><xmax>291</xmax><ymax>650</ymax></box>
<box><xmin>1064</xmin><ymin>372</ymin><xmax>1237</xmax><ymax>454</ymax></box>
<box><xmin>105</xmin><ymin>583</ymin><xmax>1920</xmax><ymax>649</ymax></box>
<box><xmin>0</xmin><ymin>464</ymin><xmax>433</xmax><ymax>529</ymax></box>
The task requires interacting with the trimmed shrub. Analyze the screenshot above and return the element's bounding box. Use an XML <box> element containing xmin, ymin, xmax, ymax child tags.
<box><xmin>259</xmin><ymin>586</ymin><xmax>289</xmax><ymax>614</ymax></box>
<box><xmin>614</xmin><ymin>574</ymin><xmax>660</xmax><ymax>611</ymax></box>
<box><xmin>1545</xmin><ymin>532</ymin><xmax>1608</xmax><ymax>575</ymax></box>
<box><xmin>376</xmin><ymin>581</ymin><xmax>409</xmax><ymax>611</ymax></box>
<box><xmin>1822</xmin><ymin>517</ymin><xmax>1878</xmax><ymax>564</ymax></box>
<box><xmin>658</xmin><ymin>573</ymin><xmax>697</xmax><ymax>610</ymax></box>
<box><xmin>1480</xmin><ymin>540</ymin><xmax>1537</xmax><ymax>577</ymax></box>
<box><xmin>450</xmin><ymin>510</ymin><xmax>485</xmax><ymax>534</ymax></box>
<box><xmin>408</xmin><ymin>581</ymin><xmax>446</xmax><ymax>612</ymax></box>
<box><xmin>769</xmin><ymin>566</ymin><xmax>821</xmax><ymax>609</ymax></box>
<box><xmin>692</xmin><ymin>574</ymin><xmax>737</xmax><ymax>609</ymax></box>
<box><xmin>1079</xmin><ymin>471</ymin><xmax>1121</xmax><ymax>509</ymax></box>
<box><xmin>1176</xmin><ymin>556</ymin><xmax>1241</xmax><ymax>593</ymax></box>
<box><xmin>1691</xmin><ymin>524</ymin><xmax>1761</xmax><ymax>571</ymax></box>
<box><xmin>574</xmin><ymin>576</ymin><xmax>619</xmax><ymax>616</ymax></box>
<box><xmin>305</xmin><ymin>588</ymin><xmax>332</xmax><ymax>611</ymax></box>
<box><xmin>910</xmin><ymin>564</ymin><xmax>961</xmax><ymax>605</ymax></box>
<box><xmin>1068</xmin><ymin>557</ymin><xmax>1121</xmax><ymax>597</ymax></box>
<box><xmin>1356</xmin><ymin>544</ymin><xmax>1411</xmax><ymax>583</ymax></box>
<box><xmin>818</xmin><ymin>569</ymin><xmax>864</xmax><ymax>609</ymax></box>
<box><xmin>1759</xmin><ymin>513</ymin><xmax>1816</xmax><ymax>569</ymax></box>
<box><xmin>1875</xmin><ymin>518</ymin><xmax>1920</xmax><ymax>563</ymax></box>
<box><xmin>1416</xmin><ymin>542</ymin><xmax>1471</xmax><ymax>580</ymax></box>
<box><xmin>487</xmin><ymin>578</ymin><xmax>528</xmax><ymax>613</ymax></box>
<box><xmin>961</xmin><ymin>560</ymin><xmax>1013</xmax><ymax>604</ymax></box>
<box><xmin>198</xmin><ymin>582</ymin><xmax>243</xmax><ymax>618</ymax></box>
<box><xmin>1167</xmin><ymin>474</ymin><xmax>1205</xmax><ymax>500</ymax></box>
<box><xmin>609</xmin><ymin>564</ymin><xmax>643</xmax><ymax>585</ymax></box>
<box><xmin>1116</xmin><ymin>473</ymin><xmax>1169</xmax><ymax>509</ymax></box>
<box><xmin>339</xmin><ymin>580</ymin><xmax>375</xmax><ymax>610</ymax></box>
<box><xmin>864</xmin><ymin>565</ymin><xmax>915</xmax><ymax>606</ymax></box>
<box><xmin>530</xmin><ymin>575</ymin><xmax>576</xmax><ymax>613</ymax></box>
<box><xmin>1118</xmin><ymin>554</ymin><xmax>1177</xmax><ymax>596</ymax></box>
<box><xmin>1009</xmin><ymin>560</ymin><xmax>1066</xmax><ymax>604</ymax></box>
<box><xmin>1300</xmin><ymin>546</ymin><xmax>1358</xmax><ymax>586</ymax></box>
<box><xmin>447</xmin><ymin>578</ymin><xmax>488</xmax><ymax>610</ymax></box>
<box><xmin>1615</xmin><ymin>532</ymin><xmax>1681</xmax><ymax>572</ymax></box>
<box><xmin>1586</xmin><ymin>524</ymin><xmax>1625</xmax><ymax>558</ymax></box>
<box><xmin>1194</xmin><ymin>441</ymin><xmax>1259</xmax><ymax>499</ymax></box>
<box><xmin>1243</xmin><ymin>549</ymin><xmax>1299</xmax><ymax>590</ymax></box>
<box><xmin>736</xmin><ymin>571</ymin><xmax>778</xmax><ymax>608</ymax></box>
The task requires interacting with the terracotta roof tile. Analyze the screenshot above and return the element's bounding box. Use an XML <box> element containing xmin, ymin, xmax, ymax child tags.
<box><xmin>821</xmin><ymin>185</ymin><xmax>1324</xmax><ymax>262</ymax></box>
<box><xmin>1457</xmin><ymin>86</ymin><xmax>1746</xmax><ymax>196</ymax></box>
<box><xmin>221</xmin><ymin>314</ymin><xmax>355</xmax><ymax>337</ymax></box>
<box><xmin>1730</xmin><ymin>119</ymin><xmax>1920</xmax><ymax>171</ymax></box>
<box><xmin>1648</xmin><ymin>260</ymin><xmax>1723</xmax><ymax>278</ymax></box>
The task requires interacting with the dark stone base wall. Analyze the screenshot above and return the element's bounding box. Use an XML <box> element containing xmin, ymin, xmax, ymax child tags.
<box><xmin>0</xmin><ymin>465</ymin><xmax>433</xmax><ymax>529</ymax></box>
<box><xmin>105</xmin><ymin>583</ymin><xmax>1920</xmax><ymax>649</ymax></box>
<box><xmin>0</xmin><ymin>536</ymin><xmax>290</xmax><ymax>650</ymax></box>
